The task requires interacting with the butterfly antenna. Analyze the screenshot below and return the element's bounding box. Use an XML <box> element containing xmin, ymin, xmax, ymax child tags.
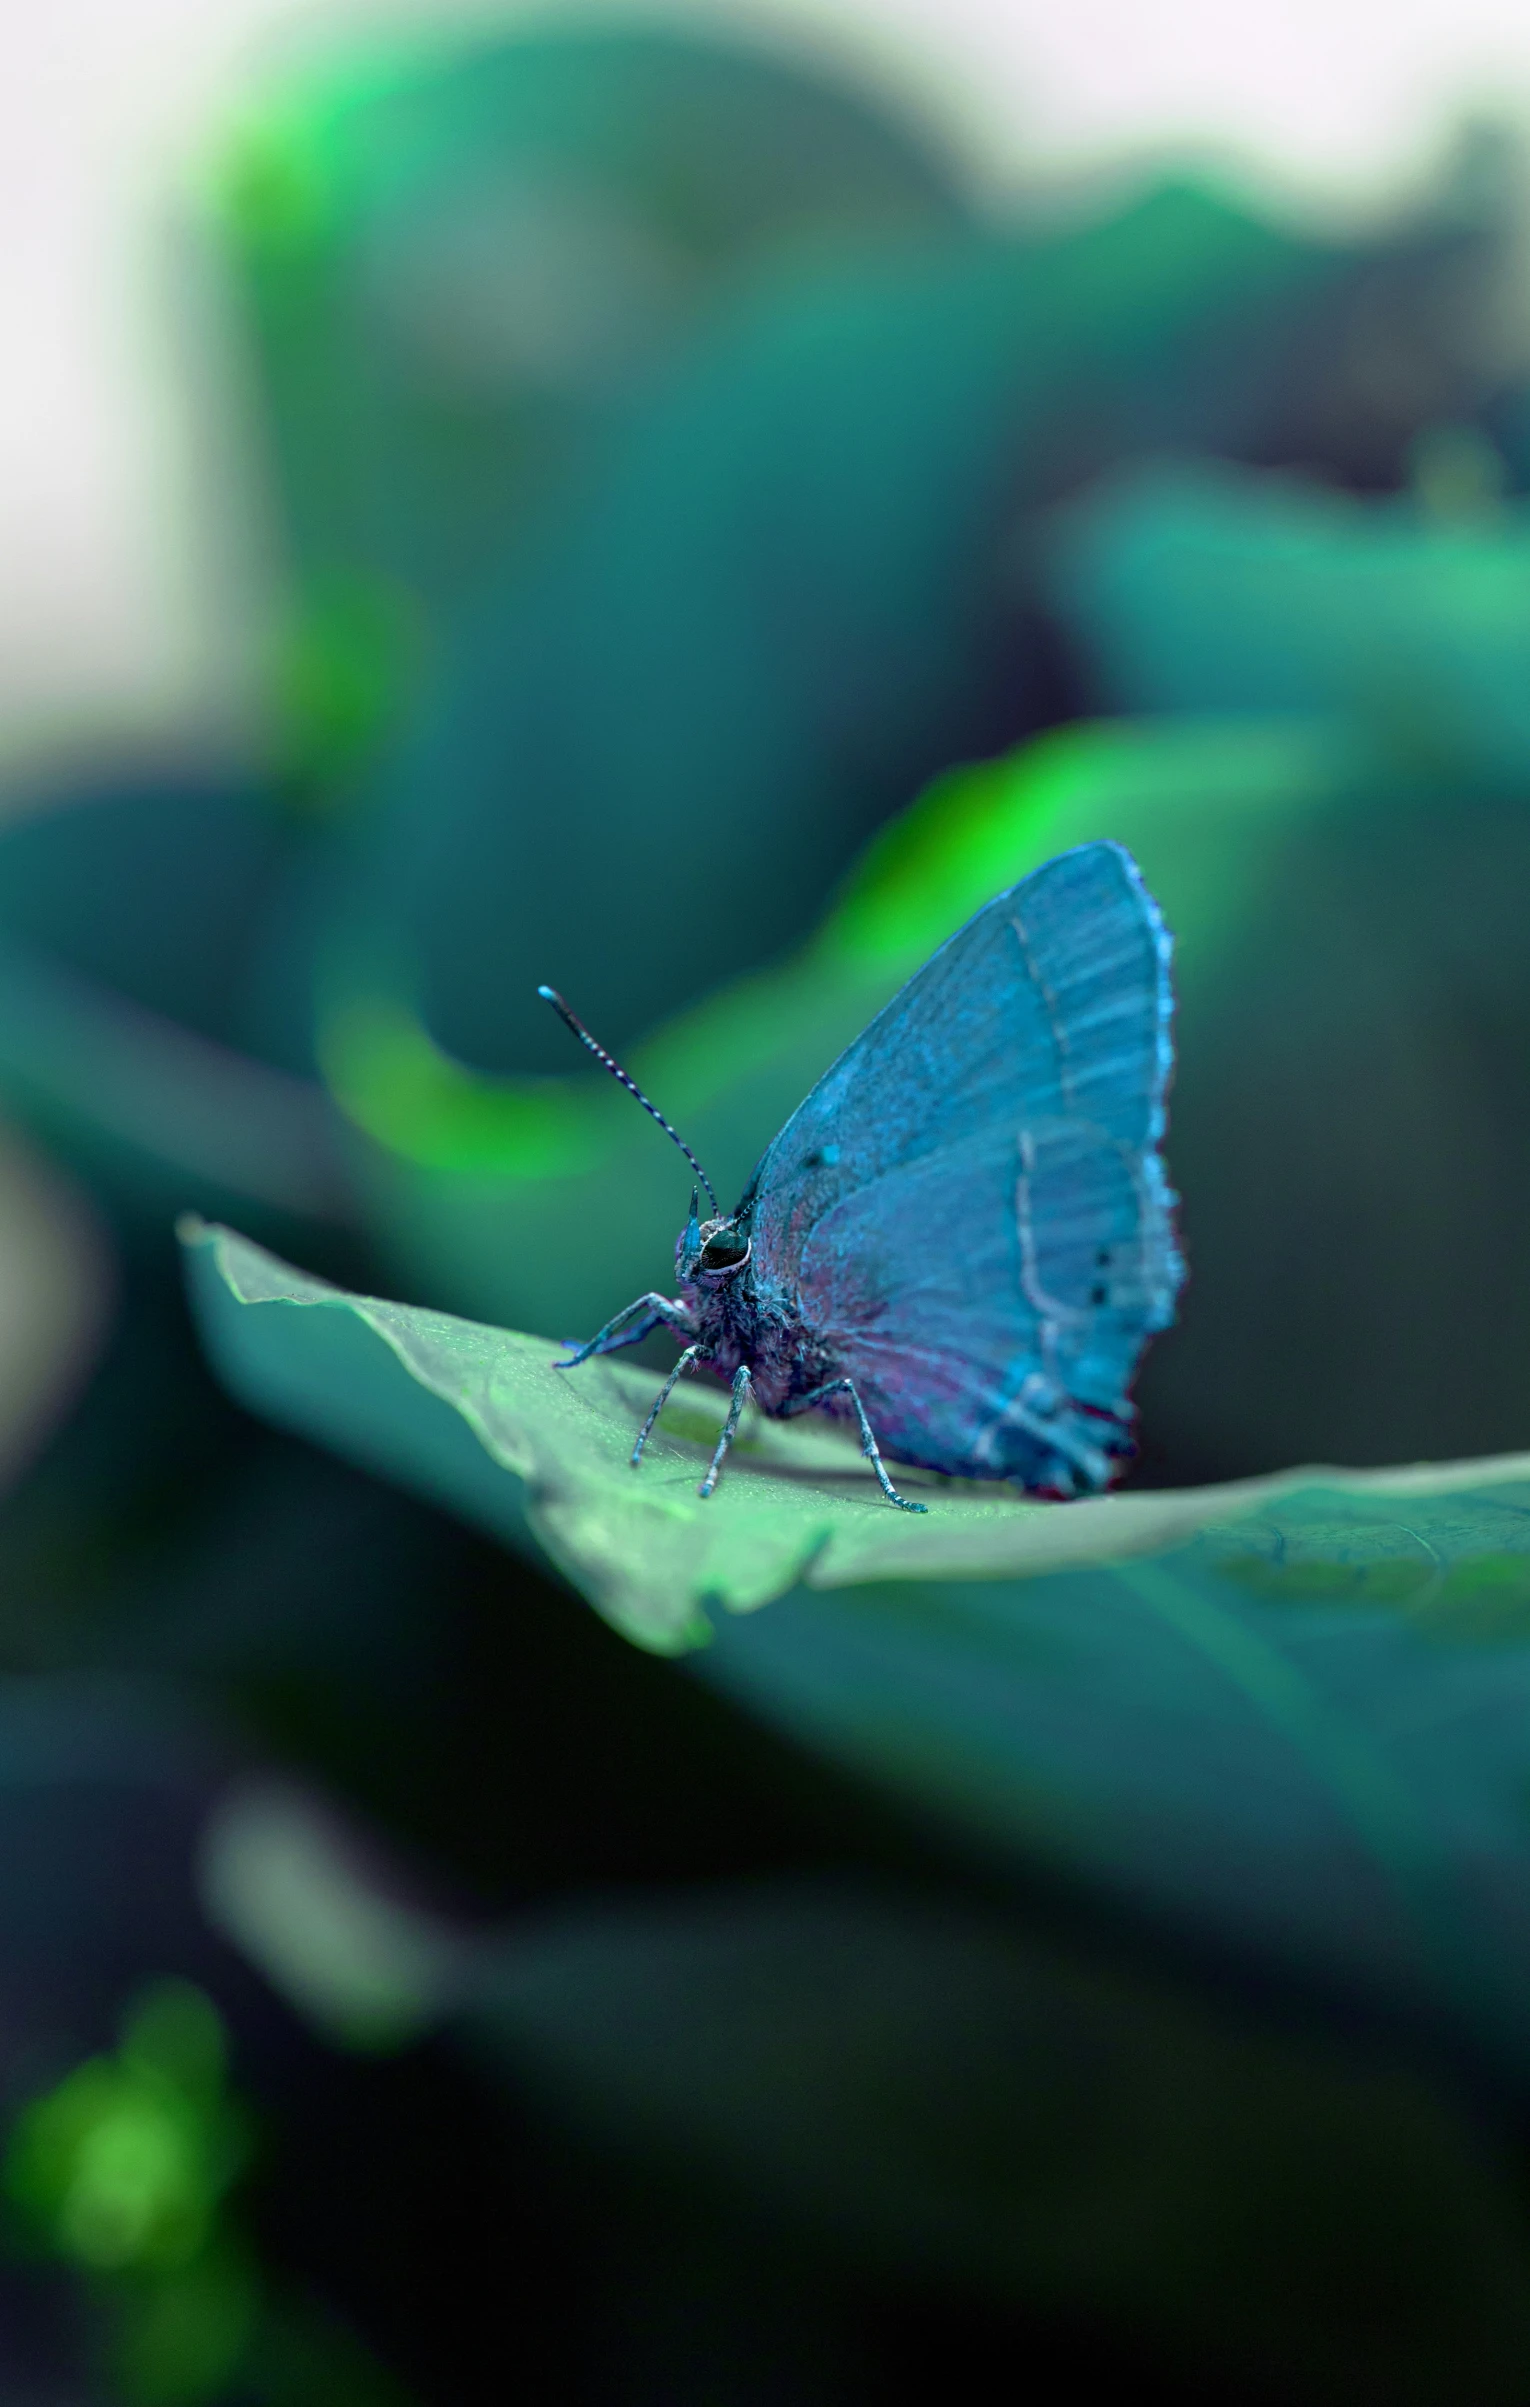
<box><xmin>537</xmin><ymin>986</ymin><xmax>720</xmax><ymax>1213</ymax></box>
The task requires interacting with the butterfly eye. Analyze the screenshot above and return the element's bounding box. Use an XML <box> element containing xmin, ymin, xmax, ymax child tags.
<box><xmin>700</xmin><ymin>1228</ymin><xmax>750</xmax><ymax>1272</ymax></box>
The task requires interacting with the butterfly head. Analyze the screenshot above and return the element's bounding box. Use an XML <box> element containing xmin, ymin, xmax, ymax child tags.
<box><xmin>677</xmin><ymin>1187</ymin><xmax>752</xmax><ymax>1285</ymax></box>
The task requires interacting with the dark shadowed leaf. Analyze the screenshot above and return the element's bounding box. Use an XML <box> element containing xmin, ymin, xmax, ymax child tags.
<box><xmin>465</xmin><ymin>1876</ymin><xmax>1530</xmax><ymax>2407</ymax></box>
<box><xmin>195</xmin><ymin>1785</ymin><xmax>1530</xmax><ymax>2407</ymax></box>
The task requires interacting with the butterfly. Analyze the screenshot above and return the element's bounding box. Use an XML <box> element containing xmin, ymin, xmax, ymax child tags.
<box><xmin>541</xmin><ymin>839</ymin><xmax>1182</xmax><ymax>1508</ymax></box>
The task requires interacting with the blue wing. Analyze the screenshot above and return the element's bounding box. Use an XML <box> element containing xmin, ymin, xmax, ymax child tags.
<box><xmin>743</xmin><ymin>842</ymin><xmax>1182</xmax><ymax>1493</ymax></box>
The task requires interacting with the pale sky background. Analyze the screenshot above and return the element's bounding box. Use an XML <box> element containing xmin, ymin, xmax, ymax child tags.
<box><xmin>9</xmin><ymin>0</ymin><xmax>1530</xmax><ymax>757</ymax></box>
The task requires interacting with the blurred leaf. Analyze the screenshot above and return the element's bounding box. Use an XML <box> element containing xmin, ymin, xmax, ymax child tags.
<box><xmin>5</xmin><ymin>1983</ymin><xmax>248</xmax><ymax>2280</ymax></box>
<box><xmin>334</xmin><ymin>182</ymin><xmax>1371</xmax><ymax>1093</ymax></box>
<box><xmin>0</xmin><ymin>774</ymin><xmax>354</xmax><ymax>1232</ymax></box>
<box><xmin>268</xmin><ymin>573</ymin><xmax>425</xmax><ymax>804</ymax></box>
<box><xmin>463</xmin><ymin>1876</ymin><xmax>1530</xmax><ymax>2407</ymax></box>
<box><xmin>240</xmin><ymin>2295</ymin><xmax>416</xmax><ymax>2407</ymax></box>
<box><xmin>1048</xmin><ymin>458</ymin><xmax>1530</xmax><ymax>786</ymax></box>
<box><xmin>0</xmin><ymin>1122</ymin><xmax>113</xmax><ymax>1498</ymax></box>
<box><xmin>111</xmin><ymin>2236</ymin><xmax>259</xmax><ymax>2407</ymax></box>
<box><xmin>1</xmin><ymin>1957</ymin><xmax>408</xmax><ymax>2407</ymax></box>
<box><xmin>198</xmin><ymin>1781</ymin><xmax>465</xmax><ymax>2053</ymax></box>
<box><xmin>0</xmin><ymin>775</ymin><xmax>286</xmax><ymax>1043</ymax></box>
<box><xmin>215</xmin><ymin>23</ymin><xmax>971</xmax><ymax>653</ymax></box>
<box><xmin>0</xmin><ymin>940</ymin><xmax>354</xmax><ymax>1231</ymax></box>
<box><xmin>192</xmin><ymin>1782</ymin><xmax>1530</xmax><ymax>2403</ymax></box>
<box><xmin>323</xmin><ymin>715</ymin><xmax>1350</xmax><ymax>1335</ymax></box>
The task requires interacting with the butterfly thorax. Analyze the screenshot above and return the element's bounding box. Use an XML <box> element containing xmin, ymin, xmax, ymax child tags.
<box><xmin>676</xmin><ymin>1215</ymin><xmax>835</xmax><ymax>1413</ymax></box>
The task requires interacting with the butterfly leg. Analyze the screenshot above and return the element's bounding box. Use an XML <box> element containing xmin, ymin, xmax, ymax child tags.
<box><xmin>631</xmin><ymin>1343</ymin><xmax>709</xmax><ymax>1468</ymax></box>
<box><xmin>554</xmin><ymin>1293</ymin><xmax>697</xmax><ymax>1369</ymax></box>
<box><xmin>789</xmin><ymin>1379</ymin><xmax>928</xmax><ymax>1513</ymax></box>
<box><xmin>698</xmin><ymin>1365</ymin><xmax>753</xmax><ymax>1498</ymax></box>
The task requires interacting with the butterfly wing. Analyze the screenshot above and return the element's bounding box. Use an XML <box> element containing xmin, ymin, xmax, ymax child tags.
<box><xmin>742</xmin><ymin>842</ymin><xmax>1182</xmax><ymax>1493</ymax></box>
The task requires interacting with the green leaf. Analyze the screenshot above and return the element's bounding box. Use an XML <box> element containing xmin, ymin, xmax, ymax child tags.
<box><xmin>184</xmin><ymin>1216</ymin><xmax>1530</xmax><ymax>1657</ymax></box>
<box><xmin>183</xmin><ymin>1216</ymin><xmax>1530</xmax><ymax>2076</ymax></box>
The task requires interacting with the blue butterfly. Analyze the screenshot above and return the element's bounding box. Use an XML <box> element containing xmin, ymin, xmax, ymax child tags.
<box><xmin>542</xmin><ymin>839</ymin><xmax>1182</xmax><ymax>1508</ymax></box>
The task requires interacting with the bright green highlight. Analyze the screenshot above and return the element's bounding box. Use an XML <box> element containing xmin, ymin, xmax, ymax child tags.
<box><xmin>214</xmin><ymin>113</ymin><xmax>332</xmax><ymax>253</ymax></box>
<box><xmin>320</xmin><ymin>995</ymin><xmax>611</xmax><ymax>1175</ymax></box>
<box><xmin>213</xmin><ymin>39</ymin><xmax>461</xmax><ymax>254</ymax></box>
<box><xmin>317</xmin><ymin>712</ymin><xmax>1358</xmax><ymax>1181</ymax></box>
<box><xmin>14</xmin><ymin>2056</ymin><xmax>211</xmax><ymax>2272</ymax></box>
<box><xmin>4</xmin><ymin>1982</ymin><xmax>258</xmax><ymax>2405</ymax></box>
<box><xmin>5</xmin><ymin>1983</ymin><xmax>247</xmax><ymax>2276</ymax></box>
<box><xmin>825</xmin><ymin>714</ymin><xmax>1356</xmax><ymax>975</ymax></box>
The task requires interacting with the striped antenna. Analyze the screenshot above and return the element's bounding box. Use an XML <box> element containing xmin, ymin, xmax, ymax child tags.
<box><xmin>537</xmin><ymin>986</ymin><xmax>720</xmax><ymax>1213</ymax></box>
